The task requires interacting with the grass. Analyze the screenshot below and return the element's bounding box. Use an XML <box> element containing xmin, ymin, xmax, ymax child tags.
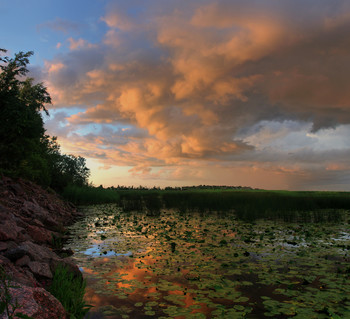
<box><xmin>118</xmin><ymin>189</ymin><xmax>350</xmax><ymax>222</ymax></box>
<box><xmin>49</xmin><ymin>264</ymin><xmax>92</xmax><ymax>319</ymax></box>
<box><xmin>62</xmin><ymin>185</ymin><xmax>120</xmax><ymax>205</ymax></box>
<box><xmin>62</xmin><ymin>185</ymin><xmax>350</xmax><ymax>222</ymax></box>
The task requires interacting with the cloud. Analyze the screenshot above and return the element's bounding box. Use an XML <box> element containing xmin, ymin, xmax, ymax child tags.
<box><xmin>68</xmin><ymin>38</ymin><xmax>96</xmax><ymax>50</ymax></box>
<box><xmin>37</xmin><ymin>17</ymin><xmax>80</xmax><ymax>34</ymax></box>
<box><xmin>42</xmin><ymin>0</ymin><xmax>350</xmax><ymax>189</ymax></box>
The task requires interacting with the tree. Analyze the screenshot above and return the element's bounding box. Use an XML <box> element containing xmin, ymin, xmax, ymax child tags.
<box><xmin>0</xmin><ymin>49</ymin><xmax>51</xmax><ymax>181</ymax></box>
<box><xmin>0</xmin><ymin>49</ymin><xmax>90</xmax><ymax>190</ymax></box>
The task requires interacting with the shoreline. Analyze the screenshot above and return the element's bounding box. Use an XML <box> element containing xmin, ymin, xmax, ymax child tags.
<box><xmin>0</xmin><ymin>176</ymin><xmax>84</xmax><ymax>319</ymax></box>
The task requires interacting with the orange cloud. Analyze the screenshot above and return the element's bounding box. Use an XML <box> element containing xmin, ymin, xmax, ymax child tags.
<box><xmin>42</xmin><ymin>0</ymin><xmax>350</xmax><ymax>190</ymax></box>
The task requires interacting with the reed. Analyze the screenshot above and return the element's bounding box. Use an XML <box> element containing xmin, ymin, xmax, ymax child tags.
<box><xmin>49</xmin><ymin>264</ymin><xmax>92</xmax><ymax>319</ymax></box>
<box><xmin>62</xmin><ymin>185</ymin><xmax>120</xmax><ymax>205</ymax></box>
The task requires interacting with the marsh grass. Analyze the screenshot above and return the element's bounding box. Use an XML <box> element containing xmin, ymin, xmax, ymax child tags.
<box><xmin>49</xmin><ymin>264</ymin><xmax>92</xmax><ymax>319</ymax></box>
<box><xmin>120</xmin><ymin>189</ymin><xmax>350</xmax><ymax>222</ymax></box>
<box><xmin>63</xmin><ymin>185</ymin><xmax>120</xmax><ymax>205</ymax></box>
<box><xmin>63</xmin><ymin>186</ymin><xmax>350</xmax><ymax>222</ymax></box>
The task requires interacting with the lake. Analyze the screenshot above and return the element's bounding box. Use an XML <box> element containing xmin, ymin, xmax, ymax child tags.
<box><xmin>64</xmin><ymin>204</ymin><xmax>350</xmax><ymax>318</ymax></box>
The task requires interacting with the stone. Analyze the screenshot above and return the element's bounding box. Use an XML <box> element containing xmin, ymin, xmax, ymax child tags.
<box><xmin>0</xmin><ymin>258</ymin><xmax>38</xmax><ymax>287</ymax></box>
<box><xmin>26</xmin><ymin>225</ymin><xmax>53</xmax><ymax>243</ymax></box>
<box><xmin>2</xmin><ymin>285</ymin><xmax>67</xmax><ymax>319</ymax></box>
<box><xmin>9</xmin><ymin>183</ymin><xmax>24</xmax><ymax>196</ymax></box>
<box><xmin>0</xmin><ymin>241</ymin><xmax>8</xmax><ymax>251</ymax></box>
<box><xmin>0</xmin><ymin>203</ymin><xmax>9</xmax><ymax>215</ymax></box>
<box><xmin>0</xmin><ymin>220</ymin><xmax>23</xmax><ymax>241</ymax></box>
<box><xmin>28</xmin><ymin>261</ymin><xmax>53</xmax><ymax>279</ymax></box>
<box><xmin>0</xmin><ymin>254</ymin><xmax>11</xmax><ymax>265</ymax></box>
<box><xmin>46</xmin><ymin>203</ymin><xmax>55</xmax><ymax>211</ymax></box>
<box><xmin>4</xmin><ymin>247</ymin><xmax>26</xmax><ymax>261</ymax></box>
<box><xmin>15</xmin><ymin>255</ymin><xmax>31</xmax><ymax>267</ymax></box>
<box><xmin>50</xmin><ymin>257</ymin><xmax>82</xmax><ymax>279</ymax></box>
<box><xmin>20</xmin><ymin>216</ymin><xmax>45</xmax><ymax>227</ymax></box>
<box><xmin>0</xmin><ymin>176</ymin><xmax>79</xmax><ymax>318</ymax></box>
<box><xmin>22</xmin><ymin>201</ymin><xmax>59</xmax><ymax>228</ymax></box>
<box><xmin>54</xmin><ymin>248</ymin><xmax>74</xmax><ymax>257</ymax></box>
<box><xmin>18</xmin><ymin>241</ymin><xmax>57</xmax><ymax>262</ymax></box>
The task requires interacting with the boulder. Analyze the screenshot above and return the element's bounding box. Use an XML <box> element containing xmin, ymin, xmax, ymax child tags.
<box><xmin>26</xmin><ymin>225</ymin><xmax>53</xmax><ymax>244</ymax></box>
<box><xmin>20</xmin><ymin>216</ymin><xmax>45</xmax><ymax>227</ymax></box>
<box><xmin>28</xmin><ymin>261</ymin><xmax>53</xmax><ymax>279</ymax></box>
<box><xmin>0</xmin><ymin>242</ymin><xmax>8</xmax><ymax>251</ymax></box>
<box><xmin>9</xmin><ymin>183</ymin><xmax>24</xmax><ymax>196</ymax></box>
<box><xmin>0</xmin><ymin>176</ymin><xmax>82</xmax><ymax>318</ymax></box>
<box><xmin>0</xmin><ymin>285</ymin><xmax>67</xmax><ymax>319</ymax></box>
<box><xmin>0</xmin><ymin>220</ymin><xmax>23</xmax><ymax>241</ymax></box>
<box><xmin>22</xmin><ymin>201</ymin><xmax>58</xmax><ymax>228</ymax></box>
<box><xmin>15</xmin><ymin>255</ymin><xmax>30</xmax><ymax>267</ymax></box>
<box><xmin>4</xmin><ymin>247</ymin><xmax>27</xmax><ymax>262</ymax></box>
<box><xmin>50</xmin><ymin>257</ymin><xmax>82</xmax><ymax>279</ymax></box>
<box><xmin>18</xmin><ymin>241</ymin><xmax>57</xmax><ymax>262</ymax></box>
<box><xmin>0</xmin><ymin>257</ymin><xmax>38</xmax><ymax>287</ymax></box>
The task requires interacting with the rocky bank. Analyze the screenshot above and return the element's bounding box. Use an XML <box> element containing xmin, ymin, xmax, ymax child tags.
<box><xmin>0</xmin><ymin>176</ymin><xmax>83</xmax><ymax>318</ymax></box>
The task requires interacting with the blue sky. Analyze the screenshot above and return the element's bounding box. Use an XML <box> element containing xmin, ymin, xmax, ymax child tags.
<box><xmin>2</xmin><ymin>0</ymin><xmax>350</xmax><ymax>190</ymax></box>
<box><xmin>1</xmin><ymin>0</ymin><xmax>108</xmax><ymax>63</ymax></box>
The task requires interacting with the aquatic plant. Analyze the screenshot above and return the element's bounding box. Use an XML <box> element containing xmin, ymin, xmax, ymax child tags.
<box><xmin>49</xmin><ymin>264</ymin><xmax>92</xmax><ymax>319</ymax></box>
<box><xmin>64</xmin><ymin>205</ymin><xmax>350</xmax><ymax>318</ymax></box>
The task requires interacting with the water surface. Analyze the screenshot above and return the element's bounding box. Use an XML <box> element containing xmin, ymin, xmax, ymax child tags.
<box><xmin>65</xmin><ymin>205</ymin><xmax>350</xmax><ymax>318</ymax></box>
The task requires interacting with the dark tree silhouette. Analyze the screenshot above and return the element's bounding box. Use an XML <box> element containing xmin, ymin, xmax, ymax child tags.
<box><xmin>0</xmin><ymin>49</ymin><xmax>90</xmax><ymax>189</ymax></box>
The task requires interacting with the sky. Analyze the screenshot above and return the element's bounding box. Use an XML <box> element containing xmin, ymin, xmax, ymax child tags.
<box><xmin>2</xmin><ymin>0</ymin><xmax>350</xmax><ymax>190</ymax></box>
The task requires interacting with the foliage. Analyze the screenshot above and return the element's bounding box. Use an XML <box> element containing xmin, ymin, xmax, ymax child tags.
<box><xmin>49</xmin><ymin>264</ymin><xmax>92</xmax><ymax>319</ymax></box>
<box><xmin>0</xmin><ymin>50</ymin><xmax>49</xmax><ymax>179</ymax></box>
<box><xmin>0</xmin><ymin>265</ymin><xmax>34</xmax><ymax>319</ymax></box>
<box><xmin>0</xmin><ymin>49</ymin><xmax>90</xmax><ymax>190</ymax></box>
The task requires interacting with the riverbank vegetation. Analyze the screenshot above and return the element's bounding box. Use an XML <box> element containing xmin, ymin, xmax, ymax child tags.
<box><xmin>63</xmin><ymin>185</ymin><xmax>350</xmax><ymax>222</ymax></box>
<box><xmin>49</xmin><ymin>264</ymin><xmax>92</xmax><ymax>319</ymax></box>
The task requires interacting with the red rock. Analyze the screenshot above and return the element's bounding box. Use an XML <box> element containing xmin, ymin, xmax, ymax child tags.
<box><xmin>18</xmin><ymin>241</ymin><xmax>57</xmax><ymax>262</ymax></box>
<box><xmin>0</xmin><ymin>220</ymin><xmax>23</xmax><ymax>241</ymax></box>
<box><xmin>9</xmin><ymin>183</ymin><xmax>24</xmax><ymax>195</ymax></box>
<box><xmin>46</xmin><ymin>203</ymin><xmax>54</xmax><ymax>211</ymax></box>
<box><xmin>0</xmin><ymin>241</ymin><xmax>7</xmax><ymax>251</ymax></box>
<box><xmin>0</xmin><ymin>176</ymin><xmax>80</xmax><ymax>318</ymax></box>
<box><xmin>0</xmin><ymin>257</ymin><xmax>38</xmax><ymax>287</ymax></box>
<box><xmin>15</xmin><ymin>255</ymin><xmax>30</xmax><ymax>267</ymax></box>
<box><xmin>22</xmin><ymin>201</ymin><xmax>59</xmax><ymax>228</ymax></box>
<box><xmin>26</xmin><ymin>225</ymin><xmax>53</xmax><ymax>243</ymax></box>
<box><xmin>28</xmin><ymin>261</ymin><xmax>53</xmax><ymax>279</ymax></box>
<box><xmin>4</xmin><ymin>247</ymin><xmax>27</xmax><ymax>261</ymax></box>
<box><xmin>5</xmin><ymin>285</ymin><xmax>67</xmax><ymax>319</ymax></box>
<box><xmin>51</xmin><ymin>257</ymin><xmax>82</xmax><ymax>279</ymax></box>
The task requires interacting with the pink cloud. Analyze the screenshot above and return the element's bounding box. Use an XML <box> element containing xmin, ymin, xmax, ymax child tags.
<box><xmin>41</xmin><ymin>0</ymin><xmax>350</xmax><ymax>189</ymax></box>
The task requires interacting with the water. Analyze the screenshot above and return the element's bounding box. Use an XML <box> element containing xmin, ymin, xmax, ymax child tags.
<box><xmin>65</xmin><ymin>204</ymin><xmax>350</xmax><ymax>318</ymax></box>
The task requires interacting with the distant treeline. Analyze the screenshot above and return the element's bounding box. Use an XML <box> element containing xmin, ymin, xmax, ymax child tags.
<box><xmin>0</xmin><ymin>49</ymin><xmax>89</xmax><ymax>191</ymax></box>
<box><xmin>103</xmin><ymin>185</ymin><xmax>255</xmax><ymax>191</ymax></box>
